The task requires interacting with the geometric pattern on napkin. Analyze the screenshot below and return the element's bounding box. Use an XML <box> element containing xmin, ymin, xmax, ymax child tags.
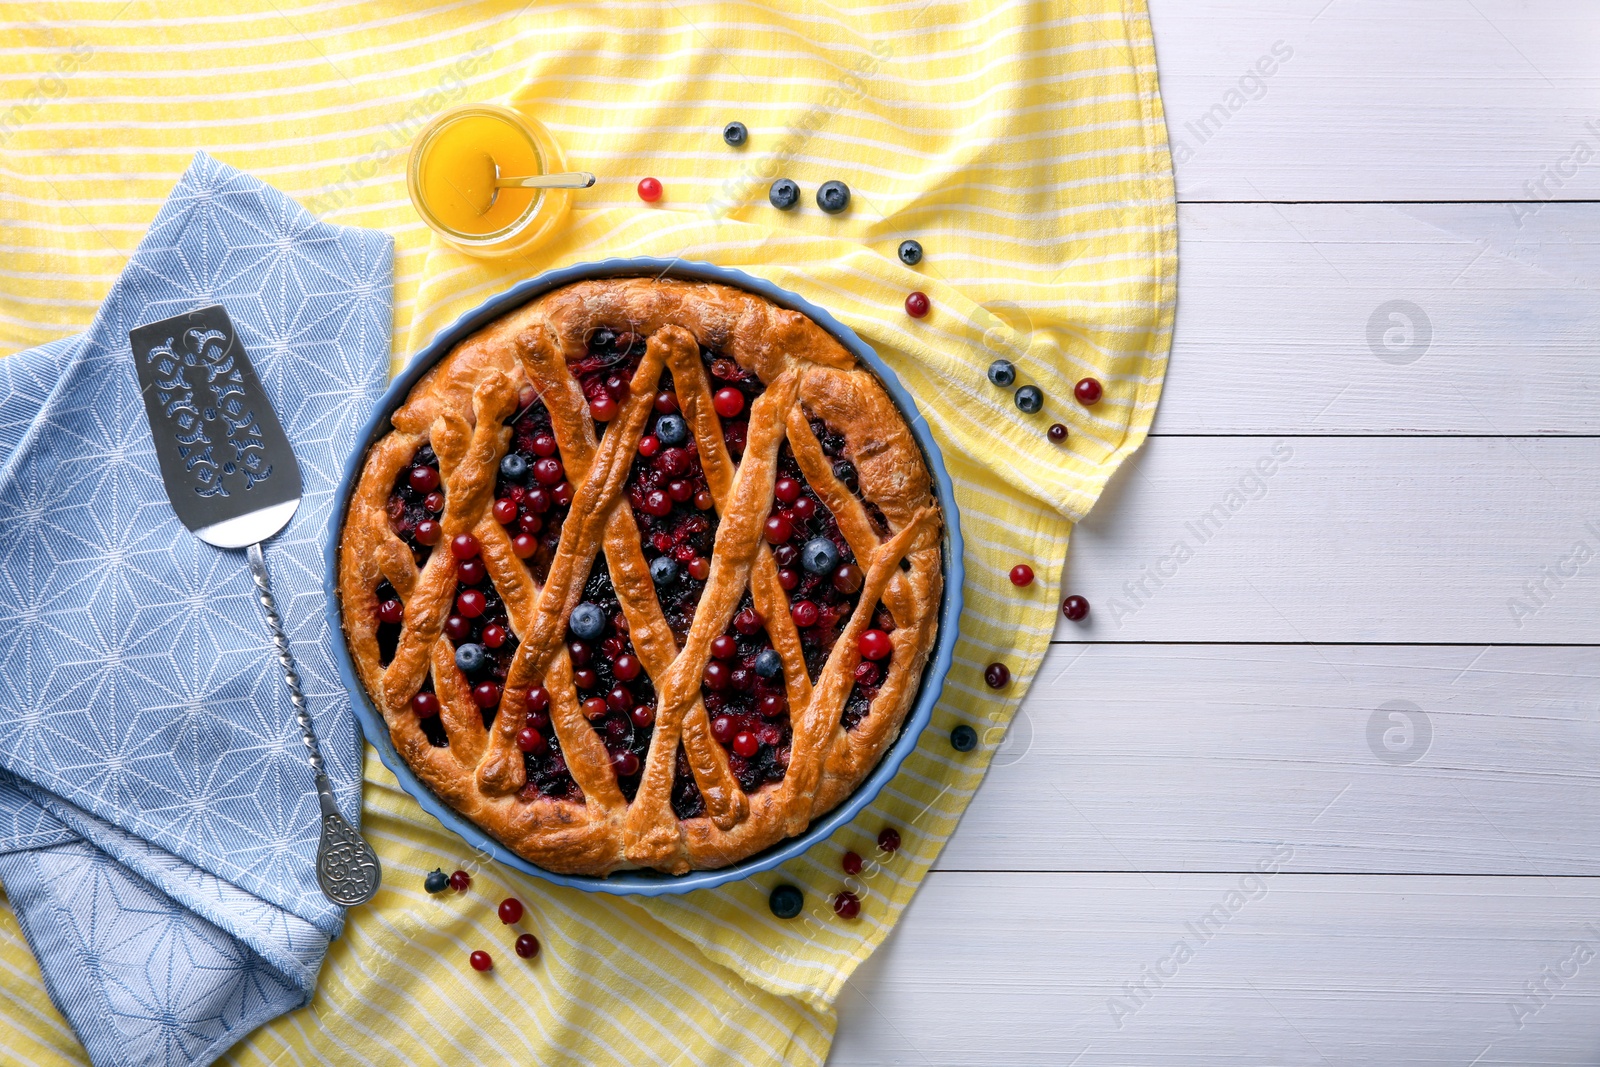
<box><xmin>0</xmin><ymin>153</ymin><xmax>393</xmax><ymax>1067</ymax></box>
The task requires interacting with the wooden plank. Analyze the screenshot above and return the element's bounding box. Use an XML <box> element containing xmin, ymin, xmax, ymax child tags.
<box><xmin>939</xmin><ymin>644</ymin><xmax>1600</xmax><ymax>875</ymax></box>
<box><xmin>1151</xmin><ymin>0</ymin><xmax>1600</xmax><ymax>202</ymax></box>
<box><xmin>832</xmin><ymin>873</ymin><xmax>1600</xmax><ymax>1066</ymax></box>
<box><xmin>1156</xmin><ymin>202</ymin><xmax>1600</xmax><ymax>435</ymax></box>
<box><xmin>1050</xmin><ymin>436</ymin><xmax>1600</xmax><ymax>644</ymax></box>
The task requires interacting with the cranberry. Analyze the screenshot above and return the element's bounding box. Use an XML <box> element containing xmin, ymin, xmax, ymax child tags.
<box><xmin>858</xmin><ymin>629</ymin><xmax>892</xmax><ymax>660</ymax></box>
<box><xmin>791</xmin><ymin>496</ymin><xmax>817</xmax><ymax>521</ymax></box>
<box><xmin>469</xmin><ymin>950</ymin><xmax>493</xmax><ymax>972</ymax></box>
<box><xmin>612</xmin><ymin>750</ymin><xmax>640</xmax><ymax>777</ymax></box>
<box><xmin>984</xmin><ymin>662</ymin><xmax>1010</xmax><ymax>689</ymax></box>
<box><xmin>457</xmin><ymin>589</ymin><xmax>486</xmax><ymax>618</ymax></box>
<box><xmin>777</xmin><ymin>568</ymin><xmax>799</xmax><ymax>591</ymax></box>
<box><xmin>605</xmin><ymin>375</ymin><xmax>630</xmax><ymax>402</ymax></box>
<box><xmin>408</xmin><ymin>465</ymin><xmax>439</xmax><ymax>493</ymax></box>
<box><xmin>854</xmin><ymin>661</ymin><xmax>880</xmax><ymax>686</ymax></box>
<box><xmin>1075</xmin><ymin>377</ymin><xmax>1103</xmax><ymax>406</ymax></box>
<box><xmin>759</xmin><ymin>693</ymin><xmax>786</xmax><ymax>717</ymax></box>
<box><xmin>449</xmin><ymin>870</ymin><xmax>470</xmax><ymax>891</ymax></box>
<box><xmin>667</xmin><ymin>479</ymin><xmax>693</xmax><ymax>503</ymax></box>
<box><xmin>516</xmin><ymin>728</ymin><xmax>545</xmax><ymax>753</ymax></box>
<box><xmin>638</xmin><ymin>435</ymin><xmax>660</xmax><ymax>458</ymax></box>
<box><xmin>531</xmin><ymin>433</ymin><xmax>557</xmax><ymax>457</ymax></box>
<box><xmin>637</xmin><ymin>176</ymin><xmax>662</xmax><ymax>202</ymax></box>
<box><xmin>412</xmin><ymin>691</ymin><xmax>440</xmax><ymax>717</ymax></box>
<box><xmin>553</xmin><ymin>482</ymin><xmax>575</xmax><ymax>507</ymax></box>
<box><xmin>709</xmin><ymin>387</ymin><xmax>742</xmax><ymax>418</ymax></box>
<box><xmin>415</xmin><ymin>520</ymin><xmax>441</xmax><ymax>546</ymax></box>
<box><xmin>630</xmin><ymin>704</ymin><xmax>655</xmax><ymax>728</ymax></box>
<box><xmin>774</xmin><ymin>477</ymin><xmax>800</xmax><ymax>504</ymax></box>
<box><xmin>877</xmin><ymin>827</ymin><xmax>901</xmax><ymax>853</ymax></box>
<box><xmin>568</xmin><ymin>641</ymin><xmax>591</xmax><ymax>667</ymax></box>
<box><xmin>527</xmin><ymin>686</ymin><xmax>550</xmax><ymax>713</ymax></box>
<box><xmin>687</xmin><ymin>557</ymin><xmax>710</xmax><ymax>580</ymax></box>
<box><xmin>832</xmin><ymin>564</ymin><xmax>863</xmax><ymax>594</ymax></box>
<box><xmin>590</xmin><ymin>394</ymin><xmax>618</xmax><ymax>422</ymax></box>
<box><xmin>607</xmin><ymin>686</ymin><xmax>631</xmax><ymax>713</ymax></box>
<box><xmin>711</xmin><ymin>634</ymin><xmax>737</xmax><ymax>660</ymax></box>
<box><xmin>791</xmin><ymin>600</ymin><xmax>819</xmax><ymax>627</ymax></box>
<box><xmin>424</xmin><ymin>491</ymin><xmax>445</xmax><ymax>513</ymax></box>
<box><xmin>525</xmin><ymin>709</ymin><xmax>549</xmax><ymax>731</ymax></box>
<box><xmin>515</xmin><ymin>934</ymin><xmax>540</xmax><ymax>959</ymax></box>
<box><xmin>765</xmin><ymin>514</ymin><xmax>793</xmax><ymax>544</ymax></box>
<box><xmin>512</xmin><ymin>533</ymin><xmax>537</xmax><ymax>558</ymax></box>
<box><xmin>656</xmin><ymin>448</ymin><xmax>688</xmax><ymax>476</ymax></box>
<box><xmin>732</xmin><ymin>731</ymin><xmax>759</xmax><ymax>757</ymax></box>
<box><xmin>672</xmin><ymin>543</ymin><xmax>697</xmax><ymax>563</ymax></box>
<box><xmin>1048</xmin><ymin>422</ymin><xmax>1068</xmax><ymax>443</ymax></box>
<box><xmin>524</xmin><ymin>486</ymin><xmax>551</xmax><ymax>513</ymax></box>
<box><xmin>704</xmin><ymin>660</ymin><xmax>730</xmax><ymax>690</ymax></box>
<box><xmin>582</xmin><ymin>696</ymin><xmax>607</xmax><ymax>720</ymax></box>
<box><xmin>614</xmin><ymin>654</ymin><xmax>641</xmax><ymax>681</ymax></box>
<box><xmin>498</xmin><ymin>898</ymin><xmax>524</xmax><ymax>924</ymax></box>
<box><xmin>842</xmin><ymin>851</ymin><xmax>863</xmax><ymax>876</ymax></box>
<box><xmin>711</xmin><ymin>716</ymin><xmax>735</xmax><ymax>743</ymax></box>
<box><xmin>445</xmin><ymin>615</ymin><xmax>471</xmax><ymax>641</ymax></box>
<box><xmin>1062</xmin><ymin>595</ymin><xmax>1090</xmax><ymax>621</ymax></box>
<box><xmin>904</xmin><ymin>291</ymin><xmax>930</xmax><ymax>318</ymax></box>
<box><xmin>471</xmin><ymin>681</ymin><xmax>501</xmax><ymax>708</ymax></box>
<box><xmin>493</xmin><ymin>498</ymin><xmax>518</xmax><ymax>524</ymax></box>
<box><xmin>482</xmin><ymin>623</ymin><xmax>507</xmax><ymax>649</ymax></box>
<box><xmin>734</xmin><ymin>607</ymin><xmax>763</xmax><ymax>635</ymax></box>
<box><xmin>773</xmin><ymin>543</ymin><xmax>799</xmax><ymax>567</ymax></box>
<box><xmin>534</xmin><ymin>458</ymin><xmax>564</xmax><ymax>486</ymax></box>
<box><xmin>641</xmin><ymin>490</ymin><xmax>672</xmax><ymax>517</ymax></box>
<box><xmin>574</xmin><ymin>668</ymin><xmax>598</xmax><ymax>691</ymax></box>
<box><xmin>458</xmin><ymin>558</ymin><xmax>485</xmax><ymax>585</ymax></box>
<box><xmin>654</xmin><ymin>391</ymin><xmax>679</xmax><ymax>414</ymax></box>
<box><xmin>451</xmin><ymin>533</ymin><xmax>480</xmax><ymax>560</ymax></box>
<box><xmin>1009</xmin><ymin>564</ymin><xmax>1034</xmax><ymax>587</ymax></box>
<box><xmin>694</xmin><ymin>490</ymin><xmax>714</xmax><ymax>511</ymax></box>
<box><xmin>378</xmin><ymin>598</ymin><xmax>403</xmax><ymax>624</ymax></box>
<box><xmin>833</xmin><ymin>891</ymin><xmax>861</xmax><ymax>919</ymax></box>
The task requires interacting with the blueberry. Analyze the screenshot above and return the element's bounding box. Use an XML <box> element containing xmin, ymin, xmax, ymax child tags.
<box><xmin>950</xmin><ymin>724</ymin><xmax>978</xmax><ymax>752</ymax></box>
<box><xmin>650</xmin><ymin>556</ymin><xmax>679</xmax><ymax>587</ymax></box>
<box><xmin>723</xmin><ymin>121</ymin><xmax>748</xmax><ymax>147</ymax></box>
<box><xmin>1014</xmin><ymin>385</ymin><xmax>1044</xmax><ymax>414</ymax></box>
<box><xmin>800</xmin><ymin>536</ymin><xmax>840</xmax><ymax>575</ymax></box>
<box><xmin>769</xmin><ymin>884</ymin><xmax>804</xmax><ymax>919</ymax></box>
<box><xmin>769</xmin><ymin>179</ymin><xmax>800</xmax><ymax>210</ymax></box>
<box><xmin>898</xmin><ymin>239</ymin><xmax>923</xmax><ymax>266</ymax></box>
<box><xmin>424</xmin><ymin>868</ymin><xmax>450</xmax><ymax>894</ymax></box>
<box><xmin>569</xmin><ymin>602</ymin><xmax>605</xmax><ymax>640</ymax></box>
<box><xmin>754</xmin><ymin>648</ymin><xmax>783</xmax><ymax>679</ymax></box>
<box><xmin>500</xmin><ymin>454</ymin><xmax>529</xmax><ymax>482</ymax></box>
<box><xmin>987</xmin><ymin>359</ymin><xmax>1016</xmax><ymax>388</ymax></box>
<box><xmin>655</xmin><ymin>413</ymin><xmax>688</xmax><ymax>446</ymax></box>
<box><xmin>590</xmin><ymin>327</ymin><xmax>616</xmax><ymax>350</ymax></box>
<box><xmin>816</xmin><ymin>180</ymin><xmax>851</xmax><ymax>214</ymax></box>
<box><xmin>455</xmin><ymin>643</ymin><xmax>486</xmax><ymax>674</ymax></box>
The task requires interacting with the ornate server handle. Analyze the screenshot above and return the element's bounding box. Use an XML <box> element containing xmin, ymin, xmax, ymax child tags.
<box><xmin>248</xmin><ymin>542</ymin><xmax>381</xmax><ymax>906</ymax></box>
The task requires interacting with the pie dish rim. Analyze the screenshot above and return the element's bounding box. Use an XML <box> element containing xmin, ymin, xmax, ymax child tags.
<box><xmin>322</xmin><ymin>257</ymin><xmax>964</xmax><ymax>896</ymax></box>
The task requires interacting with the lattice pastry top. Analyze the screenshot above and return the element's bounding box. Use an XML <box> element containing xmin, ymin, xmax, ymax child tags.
<box><xmin>339</xmin><ymin>278</ymin><xmax>943</xmax><ymax>875</ymax></box>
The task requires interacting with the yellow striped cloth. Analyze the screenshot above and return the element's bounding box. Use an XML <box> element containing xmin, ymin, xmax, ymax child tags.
<box><xmin>0</xmin><ymin>2</ymin><xmax>1174</xmax><ymax>1064</ymax></box>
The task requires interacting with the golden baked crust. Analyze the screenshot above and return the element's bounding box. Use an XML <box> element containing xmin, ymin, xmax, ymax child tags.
<box><xmin>339</xmin><ymin>277</ymin><xmax>942</xmax><ymax>875</ymax></box>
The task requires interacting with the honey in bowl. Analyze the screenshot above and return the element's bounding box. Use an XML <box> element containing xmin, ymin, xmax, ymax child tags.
<box><xmin>407</xmin><ymin>104</ymin><xmax>574</xmax><ymax>258</ymax></box>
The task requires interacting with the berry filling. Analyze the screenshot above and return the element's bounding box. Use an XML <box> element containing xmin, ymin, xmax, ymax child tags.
<box><xmin>704</xmin><ymin>348</ymin><xmax>766</xmax><ymax>462</ymax></box>
<box><xmin>768</xmin><ymin>444</ymin><xmax>862</xmax><ymax>681</ymax></box>
<box><xmin>806</xmin><ymin>412</ymin><xmax>889</xmax><ymax>536</ymax></box>
<box><xmin>843</xmin><ymin>603</ymin><xmax>896</xmax><ymax>731</ymax></box>
<box><xmin>702</xmin><ymin>593</ymin><xmax>791</xmax><ymax>792</ymax></box>
<box><xmin>568</xmin><ymin>557</ymin><xmax>655</xmax><ymax>798</ymax></box>
<box><xmin>438</xmin><ymin>533</ymin><xmax>515</xmax><ymax>729</ymax></box>
<box><xmin>386</xmin><ymin>444</ymin><xmax>444</xmax><ymax>565</ymax></box>
<box><xmin>413</xmin><ymin>677</ymin><xmax>448</xmax><ymax>747</ymax></box>
<box><xmin>568</xmin><ymin>328</ymin><xmax>647</xmax><ymax>430</ymax></box>
<box><xmin>375</xmin><ymin>578</ymin><xmax>402</xmax><ymax>666</ymax></box>
<box><xmin>498</xmin><ymin>395</ymin><xmax>575</xmax><ymax>585</ymax></box>
<box><xmin>670</xmin><ymin>745</ymin><xmax>706</xmax><ymax>820</ymax></box>
<box><xmin>625</xmin><ymin>371</ymin><xmax>718</xmax><ymax>644</ymax></box>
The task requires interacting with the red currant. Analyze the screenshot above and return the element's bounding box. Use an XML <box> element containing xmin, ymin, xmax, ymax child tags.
<box><xmin>515</xmin><ymin>934</ymin><xmax>540</xmax><ymax>959</ymax></box>
<box><xmin>637</xmin><ymin>176</ymin><xmax>662</xmax><ymax>202</ymax></box>
<box><xmin>833</xmin><ymin>891</ymin><xmax>861</xmax><ymax>919</ymax></box>
<box><xmin>1062</xmin><ymin>595</ymin><xmax>1090</xmax><ymax>622</ymax></box>
<box><xmin>904</xmin><ymin>291</ymin><xmax>930</xmax><ymax>318</ymax></box>
<box><xmin>630</xmin><ymin>704</ymin><xmax>655</xmax><ymax>728</ymax></box>
<box><xmin>498</xmin><ymin>898</ymin><xmax>524</xmax><ymax>925</ymax></box>
<box><xmin>378</xmin><ymin>598</ymin><xmax>403</xmax><ymax>624</ymax></box>
<box><xmin>877</xmin><ymin>827</ymin><xmax>901</xmax><ymax>853</ymax></box>
<box><xmin>415</xmin><ymin>520</ymin><xmax>441</xmax><ymax>546</ymax></box>
<box><xmin>582</xmin><ymin>696</ymin><xmax>607</xmax><ymax>720</ymax></box>
<box><xmin>858</xmin><ymin>629</ymin><xmax>892</xmax><ymax>660</ymax></box>
<box><xmin>424</xmin><ymin>491</ymin><xmax>445</xmax><ymax>513</ymax></box>
<box><xmin>451</xmin><ymin>533</ymin><xmax>480</xmax><ymax>560</ymax></box>
<box><xmin>408</xmin><ymin>465</ymin><xmax>439</xmax><ymax>493</ymax></box>
<box><xmin>984</xmin><ymin>662</ymin><xmax>1010</xmax><ymax>689</ymax></box>
<box><xmin>694</xmin><ymin>490</ymin><xmax>714</xmax><ymax>511</ymax></box>
<box><xmin>732</xmin><ymin>731</ymin><xmax>759</xmax><ymax>757</ymax></box>
<box><xmin>457</xmin><ymin>589</ymin><xmax>486</xmax><ymax>618</ymax></box>
<box><xmin>656</xmin><ymin>448</ymin><xmax>688</xmax><ymax>476</ymax></box>
<box><xmin>791</xmin><ymin>600</ymin><xmax>819</xmax><ymax>628</ymax></box>
<box><xmin>412</xmin><ymin>691</ymin><xmax>440</xmax><ymax>717</ymax></box>
<box><xmin>842</xmin><ymin>851</ymin><xmax>863</xmax><ymax>875</ymax></box>
<box><xmin>713</xmin><ymin>388</ymin><xmax>745</xmax><ymax>418</ymax></box>
<box><xmin>449</xmin><ymin>870</ymin><xmax>470</xmax><ymax>891</ymax></box>
<box><xmin>471</xmin><ymin>681</ymin><xmax>501</xmax><ymax>708</ymax></box>
<box><xmin>1009</xmin><ymin>564</ymin><xmax>1034</xmax><ymax>587</ymax></box>
<box><xmin>553</xmin><ymin>482</ymin><xmax>575</xmax><ymax>507</ymax></box>
<box><xmin>654</xmin><ymin>391</ymin><xmax>679</xmax><ymax>414</ymax></box>
<box><xmin>774</xmin><ymin>477</ymin><xmax>801</xmax><ymax>504</ymax></box>
<box><xmin>687</xmin><ymin>557</ymin><xmax>710</xmax><ymax>580</ymax></box>
<box><xmin>668</xmin><ymin>479</ymin><xmax>693</xmax><ymax>502</ymax></box>
<box><xmin>638</xmin><ymin>435</ymin><xmax>660</xmax><ymax>458</ymax></box>
<box><xmin>765</xmin><ymin>514</ymin><xmax>793</xmax><ymax>544</ymax></box>
<box><xmin>590</xmin><ymin>394</ymin><xmax>618</xmax><ymax>422</ymax></box>
<box><xmin>527</xmin><ymin>686</ymin><xmax>550</xmax><ymax>713</ymax></box>
<box><xmin>612</xmin><ymin>750</ymin><xmax>640</xmax><ymax>777</ymax></box>
<box><xmin>832</xmin><ymin>564</ymin><xmax>863</xmax><ymax>594</ymax></box>
<box><xmin>469</xmin><ymin>950</ymin><xmax>493</xmax><ymax>972</ymax></box>
<box><xmin>534</xmin><ymin>458</ymin><xmax>564</xmax><ymax>486</ymax></box>
<box><xmin>607</xmin><ymin>686</ymin><xmax>631</xmax><ymax>713</ymax></box>
<box><xmin>512</xmin><ymin>533</ymin><xmax>537</xmax><ymax>558</ymax></box>
<box><xmin>1048</xmin><ymin>423</ymin><xmax>1068</xmax><ymax>443</ymax></box>
<box><xmin>614</xmin><ymin>654</ymin><xmax>641</xmax><ymax>681</ymax></box>
<box><xmin>531</xmin><ymin>433</ymin><xmax>557</xmax><ymax>457</ymax></box>
<box><xmin>524</xmin><ymin>487</ymin><xmax>551</xmax><ymax>513</ymax></box>
<box><xmin>734</xmin><ymin>607</ymin><xmax>763</xmax><ymax>635</ymax></box>
<box><xmin>703</xmin><ymin>660</ymin><xmax>730</xmax><ymax>690</ymax></box>
<box><xmin>1074</xmin><ymin>377</ymin><xmax>1103</xmax><ymax>406</ymax></box>
<box><xmin>493</xmin><ymin>498</ymin><xmax>518</xmax><ymax>524</ymax></box>
<box><xmin>641</xmin><ymin>490</ymin><xmax>672</xmax><ymax>517</ymax></box>
<box><xmin>482</xmin><ymin>623</ymin><xmax>507</xmax><ymax>649</ymax></box>
<box><xmin>444</xmin><ymin>615</ymin><xmax>471</xmax><ymax>641</ymax></box>
<box><xmin>516</xmin><ymin>727</ymin><xmax>545</xmax><ymax>753</ymax></box>
<box><xmin>711</xmin><ymin>634</ymin><xmax>737</xmax><ymax>660</ymax></box>
<box><xmin>791</xmin><ymin>496</ymin><xmax>816</xmax><ymax>521</ymax></box>
<box><xmin>711</xmin><ymin>715</ymin><xmax>736</xmax><ymax>743</ymax></box>
<box><xmin>458</xmin><ymin>558</ymin><xmax>485</xmax><ymax>585</ymax></box>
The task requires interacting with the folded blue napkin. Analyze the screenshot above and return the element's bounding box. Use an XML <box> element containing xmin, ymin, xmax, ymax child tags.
<box><xmin>0</xmin><ymin>153</ymin><xmax>392</xmax><ymax>1067</ymax></box>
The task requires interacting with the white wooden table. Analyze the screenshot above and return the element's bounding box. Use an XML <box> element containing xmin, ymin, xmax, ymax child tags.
<box><xmin>832</xmin><ymin>2</ymin><xmax>1600</xmax><ymax>1063</ymax></box>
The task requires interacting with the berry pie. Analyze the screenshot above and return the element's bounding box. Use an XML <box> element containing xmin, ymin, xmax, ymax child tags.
<box><xmin>339</xmin><ymin>277</ymin><xmax>943</xmax><ymax>875</ymax></box>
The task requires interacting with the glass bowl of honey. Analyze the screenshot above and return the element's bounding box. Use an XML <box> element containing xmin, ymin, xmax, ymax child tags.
<box><xmin>407</xmin><ymin>104</ymin><xmax>576</xmax><ymax>258</ymax></box>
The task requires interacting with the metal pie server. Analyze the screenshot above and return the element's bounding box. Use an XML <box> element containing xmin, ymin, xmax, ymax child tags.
<box><xmin>129</xmin><ymin>305</ymin><xmax>381</xmax><ymax>907</ymax></box>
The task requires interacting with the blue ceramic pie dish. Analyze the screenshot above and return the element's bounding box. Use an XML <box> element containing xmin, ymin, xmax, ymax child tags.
<box><xmin>323</xmin><ymin>258</ymin><xmax>963</xmax><ymax>895</ymax></box>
